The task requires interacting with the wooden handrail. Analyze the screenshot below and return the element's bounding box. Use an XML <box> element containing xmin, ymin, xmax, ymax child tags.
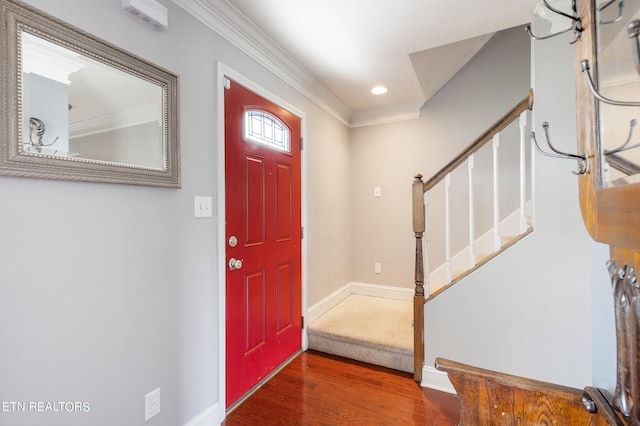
<box><xmin>412</xmin><ymin>90</ymin><xmax>534</xmax><ymax>383</ymax></box>
<box><xmin>423</xmin><ymin>89</ymin><xmax>534</xmax><ymax>192</ymax></box>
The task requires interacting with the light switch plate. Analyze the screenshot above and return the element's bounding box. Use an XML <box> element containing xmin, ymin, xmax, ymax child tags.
<box><xmin>194</xmin><ymin>196</ymin><xmax>212</xmax><ymax>218</ymax></box>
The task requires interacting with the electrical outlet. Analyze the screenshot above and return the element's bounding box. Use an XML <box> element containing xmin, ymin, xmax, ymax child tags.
<box><xmin>145</xmin><ymin>388</ymin><xmax>160</xmax><ymax>422</ymax></box>
<box><xmin>374</xmin><ymin>262</ymin><xmax>382</xmax><ymax>274</ymax></box>
<box><xmin>374</xmin><ymin>186</ymin><xmax>382</xmax><ymax>198</ymax></box>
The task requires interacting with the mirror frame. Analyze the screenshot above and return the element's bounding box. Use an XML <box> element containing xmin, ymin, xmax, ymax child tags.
<box><xmin>0</xmin><ymin>0</ymin><xmax>180</xmax><ymax>187</ymax></box>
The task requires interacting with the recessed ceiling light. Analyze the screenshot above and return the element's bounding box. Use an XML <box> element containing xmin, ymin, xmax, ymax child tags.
<box><xmin>371</xmin><ymin>85</ymin><xmax>388</xmax><ymax>95</ymax></box>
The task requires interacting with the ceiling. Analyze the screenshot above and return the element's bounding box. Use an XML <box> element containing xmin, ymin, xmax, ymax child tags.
<box><xmin>177</xmin><ymin>0</ymin><xmax>537</xmax><ymax>126</ymax></box>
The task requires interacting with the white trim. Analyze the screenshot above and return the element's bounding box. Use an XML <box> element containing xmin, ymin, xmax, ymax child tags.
<box><xmin>215</xmin><ymin>61</ymin><xmax>309</xmax><ymax>413</ymax></box>
<box><xmin>306</xmin><ymin>284</ymin><xmax>352</xmax><ymax>324</ymax></box>
<box><xmin>215</xmin><ymin>61</ymin><xmax>227</xmax><ymax>421</ymax></box>
<box><xmin>69</xmin><ymin>104</ymin><xmax>160</xmax><ymax>139</ymax></box>
<box><xmin>421</xmin><ymin>365</ymin><xmax>456</xmax><ymax>394</ymax></box>
<box><xmin>171</xmin><ymin>0</ymin><xmax>423</xmax><ymax>128</ymax></box>
<box><xmin>183</xmin><ymin>402</ymin><xmax>223</xmax><ymax>426</ymax></box>
<box><xmin>348</xmin><ymin>282</ymin><xmax>414</xmax><ymax>301</ymax></box>
<box><xmin>172</xmin><ymin>0</ymin><xmax>350</xmax><ymax>126</ymax></box>
<box><xmin>306</xmin><ymin>282</ymin><xmax>413</xmax><ymax>324</ymax></box>
<box><xmin>349</xmin><ymin>101</ymin><xmax>424</xmax><ymax>128</ymax></box>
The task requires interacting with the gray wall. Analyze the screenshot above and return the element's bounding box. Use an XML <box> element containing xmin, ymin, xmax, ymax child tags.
<box><xmin>350</xmin><ymin>25</ymin><xmax>615</xmax><ymax>390</ymax></box>
<box><xmin>423</xmin><ymin>31</ymin><xmax>613</xmax><ymax>389</ymax></box>
<box><xmin>0</xmin><ymin>3</ymin><xmax>617</xmax><ymax>426</ymax></box>
<box><xmin>0</xmin><ymin>1</ymin><xmax>351</xmax><ymax>425</ymax></box>
<box><xmin>349</xmin><ymin>27</ymin><xmax>532</xmax><ymax>287</ymax></box>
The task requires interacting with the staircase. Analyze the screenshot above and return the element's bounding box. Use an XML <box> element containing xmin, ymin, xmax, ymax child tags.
<box><xmin>412</xmin><ymin>90</ymin><xmax>535</xmax><ymax>380</ymax></box>
<box><xmin>306</xmin><ymin>91</ymin><xmax>535</xmax><ymax>377</ymax></box>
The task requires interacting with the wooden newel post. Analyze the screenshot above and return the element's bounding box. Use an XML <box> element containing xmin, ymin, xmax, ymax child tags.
<box><xmin>412</xmin><ymin>174</ymin><xmax>425</xmax><ymax>382</ymax></box>
<box><xmin>413</xmin><ymin>174</ymin><xmax>425</xmax><ymax>297</ymax></box>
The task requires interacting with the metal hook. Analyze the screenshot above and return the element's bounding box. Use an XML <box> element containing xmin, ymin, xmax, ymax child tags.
<box><xmin>28</xmin><ymin>117</ymin><xmax>59</xmax><ymax>153</ymax></box>
<box><xmin>580</xmin><ymin>60</ymin><xmax>640</xmax><ymax>106</ymax></box>
<box><xmin>526</xmin><ymin>0</ymin><xmax>582</xmax><ymax>44</ymax></box>
<box><xmin>599</xmin><ymin>0</ymin><xmax>624</xmax><ymax>25</ymax></box>
<box><xmin>526</xmin><ymin>24</ymin><xmax>577</xmax><ymax>41</ymax></box>
<box><xmin>628</xmin><ymin>20</ymin><xmax>640</xmax><ymax>76</ymax></box>
<box><xmin>599</xmin><ymin>0</ymin><xmax>617</xmax><ymax>10</ymax></box>
<box><xmin>531</xmin><ymin>122</ymin><xmax>588</xmax><ymax>175</ymax></box>
<box><xmin>604</xmin><ymin>119</ymin><xmax>640</xmax><ymax>154</ymax></box>
<box><xmin>542</xmin><ymin>0</ymin><xmax>580</xmax><ymax>22</ymax></box>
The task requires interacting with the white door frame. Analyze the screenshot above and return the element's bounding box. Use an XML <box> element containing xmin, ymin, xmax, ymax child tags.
<box><xmin>215</xmin><ymin>61</ymin><xmax>308</xmax><ymax>413</ymax></box>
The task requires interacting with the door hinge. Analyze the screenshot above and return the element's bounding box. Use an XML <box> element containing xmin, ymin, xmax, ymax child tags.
<box><xmin>301</xmin><ymin>316</ymin><xmax>305</xmax><ymax>328</ymax></box>
<box><xmin>301</xmin><ymin>227</ymin><xmax>304</xmax><ymax>239</ymax></box>
<box><xmin>300</xmin><ymin>137</ymin><xmax>303</xmax><ymax>150</ymax></box>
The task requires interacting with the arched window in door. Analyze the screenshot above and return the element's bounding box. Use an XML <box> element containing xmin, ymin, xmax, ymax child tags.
<box><xmin>243</xmin><ymin>110</ymin><xmax>290</xmax><ymax>153</ymax></box>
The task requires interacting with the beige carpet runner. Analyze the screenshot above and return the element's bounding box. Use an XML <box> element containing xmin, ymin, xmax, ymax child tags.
<box><xmin>307</xmin><ymin>294</ymin><xmax>413</xmax><ymax>373</ymax></box>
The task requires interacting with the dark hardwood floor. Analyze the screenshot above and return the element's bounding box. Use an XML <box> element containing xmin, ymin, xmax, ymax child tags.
<box><xmin>223</xmin><ymin>350</ymin><xmax>460</xmax><ymax>425</ymax></box>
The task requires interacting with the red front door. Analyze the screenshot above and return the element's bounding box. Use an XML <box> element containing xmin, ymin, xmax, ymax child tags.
<box><xmin>224</xmin><ymin>79</ymin><xmax>302</xmax><ymax>408</ymax></box>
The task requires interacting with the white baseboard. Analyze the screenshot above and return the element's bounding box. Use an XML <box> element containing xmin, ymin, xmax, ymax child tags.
<box><xmin>306</xmin><ymin>284</ymin><xmax>352</xmax><ymax>324</ymax></box>
<box><xmin>421</xmin><ymin>365</ymin><xmax>456</xmax><ymax>394</ymax></box>
<box><xmin>348</xmin><ymin>282</ymin><xmax>414</xmax><ymax>301</ymax></box>
<box><xmin>306</xmin><ymin>282</ymin><xmax>413</xmax><ymax>324</ymax></box>
<box><xmin>184</xmin><ymin>401</ymin><xmax>223</xmax><ymax>426</ymax></box>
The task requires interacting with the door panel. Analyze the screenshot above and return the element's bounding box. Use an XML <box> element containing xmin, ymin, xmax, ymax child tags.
<box><xmin>244</xmin><ymin>269</ymin><xmax>266</xmax><ymax>353</ymax></box>
<box><xmin>276</xmin><ymin>261</ymin><xmax>293</xmax><ymax>332</ymax></box>
<box><xmin>224</xmin><ymin>79</ymin><xmax>301</xmax><ymax>408</ymax></box>
<box><xmin>244</xmin><ymin>155</ymin><xmax>266</xmax><ymax>246</ymax></box>
<box><xmin>276</xmin><ymin>162</ymin><xmax>292</xmax><ymax>241</ymax></box>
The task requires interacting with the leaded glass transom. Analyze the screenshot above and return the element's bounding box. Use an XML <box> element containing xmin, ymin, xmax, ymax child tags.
<box><xmin>243</xmin><ymin>110</ymin><xmax>290</xmax><ymax>153</ymax></box>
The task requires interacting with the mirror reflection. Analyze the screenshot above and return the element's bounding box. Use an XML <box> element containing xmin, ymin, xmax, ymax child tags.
<box><xmin>528</xmin><ymin>0</ymin><xmax>577</xmax><ymax>40</ymax></box>
<box><xmin>596</xmin><ymin>0</ymin><xmax>640</xmax><ymax>186</ymax></box>
<box><xmin>21</xmin><ymin>31</ymin><xmax>166</xmax><ymax>170</ymax></box>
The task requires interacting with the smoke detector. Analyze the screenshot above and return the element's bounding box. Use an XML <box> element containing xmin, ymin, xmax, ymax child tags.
<box><xmin>122</xmin><ymin>0</ymin><xmax>168</xmax><ymax>31</ymax></box>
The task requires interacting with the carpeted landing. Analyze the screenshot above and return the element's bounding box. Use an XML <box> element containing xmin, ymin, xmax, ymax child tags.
<box><xmin>307</xmin><ymin>294</ymin><xmax>413</xmax><ymax>373</ymax></box>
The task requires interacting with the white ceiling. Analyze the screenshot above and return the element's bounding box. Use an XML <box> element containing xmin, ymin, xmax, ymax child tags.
<box><xmin>177</xmin><ymin>0</ymin><xmax>537</xmax><ymax>126</ymax></box>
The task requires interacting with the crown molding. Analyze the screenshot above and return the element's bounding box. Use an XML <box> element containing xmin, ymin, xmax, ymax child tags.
<box><xmin>22</xmin><ymin>32</ymin><xmax>85</xmax><ymax>84</ymax></box>
<box><xmin>171</xmin><ymin>0</ymin><xmax>351</xmax><ymax>125</ymax></box>
<box><xmin>69</xmin><ymin>103</ymin><xmax>160</xmax><ymax>138</ymax></box>
<box><xmin>350</xmin><ymin>101</ymin><xmax>425</xmax><ymax>128</ymax></box>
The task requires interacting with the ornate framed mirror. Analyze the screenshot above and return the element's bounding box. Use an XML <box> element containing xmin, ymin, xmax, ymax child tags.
<box><xmin>0</xmin><ymin>0</ymin><xmax>180</xmax><ymax>187</ymax></box>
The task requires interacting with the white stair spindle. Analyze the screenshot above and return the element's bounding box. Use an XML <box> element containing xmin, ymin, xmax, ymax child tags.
<box><xmin>530</xmin><ymin>120</ymin><xmax>536</xmax><ymax>229</ymax></box>
<box><xmin>445</xmin><ymin>173</ymin><xmax>452</xmax><ymax>283</ymax></box>
<box><xmin>493</xmin><ymin>134</ymin><xmax>501</xmax><ymax>252</ymax></box>
<box><xmin>424</xmin><ymin>191</ymin><xmax>430</xmax><ymax>295</ymax></box>
<box><xmin>519</xmin><ymin>111</ymin><xmax>528</xmax><ymax>233</ymax></box>
<box><xmin>468</xmin><ymin>154</ymin><xmax>476</xmax><ymax>268</ymax></box>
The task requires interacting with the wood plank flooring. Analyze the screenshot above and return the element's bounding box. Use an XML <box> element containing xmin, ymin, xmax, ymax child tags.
<box><xmin>223</xmin><ymin>350</ymin><xmax>460</xmax><ymax>425</ymax></box>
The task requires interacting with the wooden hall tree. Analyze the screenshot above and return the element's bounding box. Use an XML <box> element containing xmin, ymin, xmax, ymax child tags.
<box><xmin>575</xmin><ymin>0</ymin><xmax>640</xmax><ymax>424</ymax></box>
